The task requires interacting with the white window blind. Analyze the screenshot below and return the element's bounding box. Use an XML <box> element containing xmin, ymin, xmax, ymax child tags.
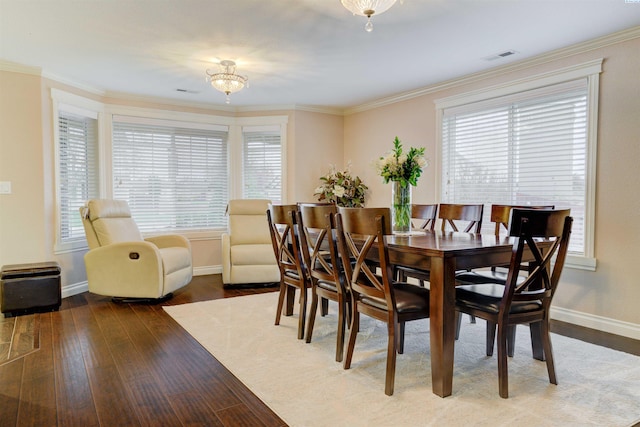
<box><xmin>441</xmin><ymin>80</ymin><xmax>588</xmax><ymax>254</ymax></box>
<box><xmin>112</xmin><ymin>118</ymin><xmax>229</xmax><ymax>232</ymax></box>
<box><xmin>58</xmin><ymin>111</ymin><xmax>99</xmax><ymax>241</ymax></box>
<box><xmin>242</xmin><ymin>126</ymin><xmax>282</xmax><ymax>203</ymax></box>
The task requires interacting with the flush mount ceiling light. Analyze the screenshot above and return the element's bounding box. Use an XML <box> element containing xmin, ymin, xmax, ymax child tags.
<box><xmin>341</xmin><ymin>0</ymin><xmax>398</xmax><ymax>32</ymax></box>
<box><xmin>205</xmin><ymin>60</ymin><xmax>248</xmax><ymax>104</ymax></box>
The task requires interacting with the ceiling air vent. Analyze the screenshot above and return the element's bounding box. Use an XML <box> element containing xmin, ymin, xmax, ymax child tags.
<box><xmin>484</xmin><ymin>50</ymin><xmax>518</xmax><ymax>61</ymax></box>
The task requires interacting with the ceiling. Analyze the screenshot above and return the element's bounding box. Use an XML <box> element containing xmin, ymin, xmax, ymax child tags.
<box><xmin>1</xmin><ymin>0</ymin><xmax>639</xmax><ymax>110</ymax></box>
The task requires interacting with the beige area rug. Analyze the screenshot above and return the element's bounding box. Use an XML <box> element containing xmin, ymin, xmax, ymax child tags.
<box><xmin>0</xmin><ymin>313</ymin><xmax>40</xmax><ymax>366</ymax></box>
<box><xmin>164</xmin><ymin>293</ymin><xmax>640</xmax><ymax>427</ymax></box>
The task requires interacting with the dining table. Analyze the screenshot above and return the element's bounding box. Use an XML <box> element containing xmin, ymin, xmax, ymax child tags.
<box><xmin>383</xmin><ymin>230</ymin><xmax>550</xmax><ymax>398</ymax></box>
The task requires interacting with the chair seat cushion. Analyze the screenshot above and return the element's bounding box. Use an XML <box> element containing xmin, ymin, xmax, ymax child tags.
<box><xmin>456</xmin><ymin>284</ymin><xmax>541</xmax><ymax>314</ymax></box>
<box><xmin>455</xmin><ymin>269</ymin><xmax>526</xmax><ymax>285</ymax></box>
<box><xmin>231</xmin><ymin>244</ymin><xmax>277</xmax><ymax>266</ymax></box>
<box><xmin>361</xmin><ymin>283</ymin><xmax>429</xmax><ymax>314</ymax></box>
<box><xmin>158</xmin><ymin>247</ymin><xmax>192</xmax><ymax>275</ymax></box>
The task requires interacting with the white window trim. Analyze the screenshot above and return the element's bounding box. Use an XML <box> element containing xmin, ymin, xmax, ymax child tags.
<box><xmin>434</xmin><ymin>59</ymin><xmax>602</xmax><ymax>271</ymax></box>
<box><xmin>51</xmin><ymin>89</ymin><xmax>106</xmax><ymax>253</ymax></box>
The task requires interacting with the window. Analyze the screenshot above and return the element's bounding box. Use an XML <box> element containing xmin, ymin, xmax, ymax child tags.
<box><xmin>53</xmin><ymin>90</ymin><xmax>102</xmax><ymax>251</ymax></box>
<box><xmin>436</xmin><ymin>60</ymin><xmax>601</xmax><ymax>269</ymax></box>
<box><xmin>242</xmin><ymin>125</ymin><xmax>282</xmax><ymax>203</ymax></box>
<box><xmin>112</xmin><ymin>116</ymin><xmax>229</xmax><ymax>232</ymax></box>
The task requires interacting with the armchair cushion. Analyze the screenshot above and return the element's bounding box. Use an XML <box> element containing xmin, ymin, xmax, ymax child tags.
<box><xmin>80</xmin><ymin>199</ymin><xmax>192</xmax><ymax>299</ymax></box>
<box><xmin>222</xmin><ymin>199</ymin><xmax>279</xmax><ymax>285</ymax></box>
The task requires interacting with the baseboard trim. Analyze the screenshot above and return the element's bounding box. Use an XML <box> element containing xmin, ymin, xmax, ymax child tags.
<box><xmin>551</xmin><ymin>306</ymin><xmax>640</xmax><ymax>341</ymax></box>
<box><xmin>194</xmin><ymin>266</ymin><xmax>221</xmax><ymax>276</ymax></box>
<box><xmin>62</xmin><ymin>281</ymin><xmax>88</xmax><ymax>298</ymax></box>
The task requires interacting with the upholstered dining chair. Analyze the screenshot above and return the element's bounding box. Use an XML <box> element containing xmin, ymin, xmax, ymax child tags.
<box><xmin>397</xmin><ymin>203</ymin><xmax>483</xmax><ymax>287</ymax></box>
<box><xmin>336</xmin><ymin>207</ymin><xmax>430</xmax><ymax>396</ymax></box>
<box><xmin>80</xmin><ymin>199</ymin><xmax>192</xmax><ymax>301</ymax></box>
<box><xmin>267</xmin><ymin>203</ymin><xmax>310</xmax><ymax>340</ymax></box>
<box><xmin>455</xmin><ymin>208</ymin><xmax>572</xmax><ymax>398</ymax></box>
<box><xmin>297</xmin><ymin>203</ymin><xmax>349</xmax><ymax>362</ymax></box>
<box><xmin>455</xmin><ymin>204</ymin><xmax>555</xmax><ymax>356</ymax></box>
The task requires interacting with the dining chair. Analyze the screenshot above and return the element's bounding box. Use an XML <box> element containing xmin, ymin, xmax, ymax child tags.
<box><xmin>267</xmin><ymin>203</ymin><xmax>310</xmax><ymax>340</ymax></box>
<box><xmin>397</xmin><ymin>203</ymin><xmax>483</xmax><ymax>287</ymax></box>
<box><xmin>336</xmin><ymin>207</ymin><xmax>430</xmax><ymax>396</ymax></box>
<box><xmin>455</xmin><ymin>204</ymin><xmax>555</xmax><ymax>356</ymax></box>
<box><xmin>395</xmin><ymin>203</ymin><xmax>438</xmax><ymax>286</ymax></box>
<box><xmin>455</xmin><ymin>208</ymin><xmax>572</xmax><ymax>398</ymax></box>
<box><xmin>297</xmin><ymin>203</ymin><xmax>350</xmax><ymax>362</ymax></box>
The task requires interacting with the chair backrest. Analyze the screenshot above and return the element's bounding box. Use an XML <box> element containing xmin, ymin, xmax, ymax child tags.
<box><xmin>335</xmin><ymin>207</ymin><xmax>394</xmax><ymax>306</ymax></box>
<box><xmin>267</xmin><ymin>204</ymin><xmax>306</xmax><ymax>280</ymax></box>
<box><xmin>503</xmin><ymin>209</ymin><xmax>572</xmax><ymax>310</ymax></box>
<box><xmin>227</xmin><ymin>199</ymin><xmax>272</xmax><ymax>245</ymax></box>
<box><xmin>438</xmin><ymin>203</ymin><xmax>484</xmax><ymax>233</ymax></box>
<box><xmin>411</xmin><ymin>204</ymin><xmax>437</xmax><ymax>231</ymax></box>
<box><xmin>490</xmin><ymin>204</ymin><xmax>555</xmax><ymax>236</ymax></box>
<box><xmin>297</xmin><ymin>204</ymin><xmax>342</xmax><ymax>292</ymax></box>
<box><xmin>80</xmin><ymin>199</ymin><xmax>143</xmax><ymax>250</ymax></box>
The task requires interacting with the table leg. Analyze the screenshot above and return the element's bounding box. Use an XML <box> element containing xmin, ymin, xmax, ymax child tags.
<box><xmin>429</xmin><ymin>256</ymin><xmax>457</xmax><ymax>397</ymax></box>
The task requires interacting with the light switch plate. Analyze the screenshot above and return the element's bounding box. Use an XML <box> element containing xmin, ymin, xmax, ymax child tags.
<box><xmin>0</xmin><ymin>181</ymin><xmax>12</xmax><ymax>194</ymax></box>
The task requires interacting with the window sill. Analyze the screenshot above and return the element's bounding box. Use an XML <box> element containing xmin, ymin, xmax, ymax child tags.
<box><xmin>565</xmin><ymin>254</ymin><xmax>597</xmax><ymax>271</ymax></box>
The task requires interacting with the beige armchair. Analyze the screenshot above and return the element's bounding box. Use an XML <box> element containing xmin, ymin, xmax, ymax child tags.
<box><xmin>80</xmin><ymin>199</ymin><xmax>192</xmax><ymax>300</ymax></box>
<box><xmin>222</xmin><ymin>199</ymin><xmax>279</xmax><ymax>286</ymax></box>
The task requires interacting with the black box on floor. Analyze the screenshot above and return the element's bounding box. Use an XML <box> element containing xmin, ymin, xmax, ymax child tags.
<box><xmin>1</xmin><ymin>262</ymin><xmax>61</xmax><ymax>317</ymax></box>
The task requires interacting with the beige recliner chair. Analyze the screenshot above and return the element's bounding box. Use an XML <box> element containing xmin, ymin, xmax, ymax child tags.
<box><xmin>80</xmin><ymin>199</ymin><xmax>192</xmax><ymax>300</ymax></box>
<box><xmin>222</xmin><ymin>199</ymin><xmax>279</xmax><ymax>286</ymax></box>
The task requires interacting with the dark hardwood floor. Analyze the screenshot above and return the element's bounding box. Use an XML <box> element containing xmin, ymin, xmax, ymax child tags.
<box><xmin>1</xmin><ymin>274</ymin><xmax>638</xmax><ymax>427</ymax></box>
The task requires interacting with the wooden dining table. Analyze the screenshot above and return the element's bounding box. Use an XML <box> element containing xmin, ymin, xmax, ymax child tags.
<box><xmin>383</xmin><ymin>230</ymin><xmax>548</xmax><ymax>398</ymax></box>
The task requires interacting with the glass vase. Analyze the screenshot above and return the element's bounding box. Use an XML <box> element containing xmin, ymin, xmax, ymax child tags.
<box><xmin>391</xmin><ymin>181</ymin><xmax>412</xmax><ymax>234</ymax></box>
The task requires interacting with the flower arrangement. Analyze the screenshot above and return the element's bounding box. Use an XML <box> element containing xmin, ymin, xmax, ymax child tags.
<box><xmin>314</xmin><ymin>164</ymin><xmax>368</xmax><ymax>208</ymax></box>
<box><xmin>376</xmin><ymin>136</ymin><xmax>428</xmax><ymax>188</ymax></box>
<box><xmin>376</xmin><ymin>137</ymin><xmax>428</xmax><ymax>233</ymax></box>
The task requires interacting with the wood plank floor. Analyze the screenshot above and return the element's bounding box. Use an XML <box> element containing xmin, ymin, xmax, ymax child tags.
<box><xmin>1</xmin><ymin>274</ymin><xmax>638</xmax><ymax>427</ymax></box>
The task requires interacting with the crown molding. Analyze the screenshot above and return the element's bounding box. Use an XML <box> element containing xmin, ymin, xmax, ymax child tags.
<box><xmin>0</xmin><ymin>59</ymin><xmax>41</xmax><ymax>75</ymax></box>
<box><xmin>344</xmin><ymin>25</ymin><xmax>640</xmax><ymax>115</ymax></box>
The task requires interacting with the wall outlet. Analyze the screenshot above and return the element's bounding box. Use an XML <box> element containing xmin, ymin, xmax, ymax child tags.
<box><xmin>0</xmin><ymin>181</ymin><xmax>12</xmax><ymax>194</ymax></box>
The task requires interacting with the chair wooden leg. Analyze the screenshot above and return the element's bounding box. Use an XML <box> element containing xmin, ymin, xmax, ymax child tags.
<box><xmin>529</xmin><ymin>321</ymin><xmax>545</xmax><ymax>361</ymax></box>
<box><xmin>275</xmin><ymin>281</ymin><xmax>288</xmax><ymax>325</ymax></box>
<box><xmin>497</xmin><ymin>325</ymin><xmax>509</xmax><ymax>398</ymax></box>
<box><xmin>335</xmin><ymin>299</ymin><xmax>346</xmax><ymax>363</ymax></box>
<box><xmin>305</xmin><ymin>288</ymin><xmax>319</xmax><ymax>343</ymax></box>
<box><xmin>470</xmin><ymin>315</ymin><xmax>476</xmax><ymax>324</ymax></box>
<box><xmin>297</xmin><ymin>286</ymin><xmax>307</xmax><ymax>340</ymax></box>
<box><xmin>486</xmin><ymin>321</ymin><xmax>497</xmax><ymax>356</ymax></box>
<box><xmin>343</xmin><ymin>308</ymin><xmax>359</xmax><ymax>370</ymax></box>
<box><xmin>540</xmin><ymin>320</ymin><xmax>557</xmax><ymax>385</ymax></box>
<box><xmin>321</xmin><ymin>297</ymin><xmax>329</xmax><ymax>316</ymax></box>
<box><xmin>397</xmin><ymin>322</ymin><xmax>405</xmax><ymax>354</ymax></box>
<box><xmin>507</xmin><ymin>325</ymin><xmax>516</xmax><ymax>357</ymax></box>
<box><xmin>386</xmin><ymin>321</ymin><xmax>397</xmax><ymax>396</ymax></box>
<box><xmin>455</xmin><ymin>311</ymin><xmax>462</xmax><ymax>340</ymax></box>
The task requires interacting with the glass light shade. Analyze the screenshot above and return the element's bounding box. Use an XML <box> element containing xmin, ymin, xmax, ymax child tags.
<box><xmin>340</xmin><ymin>0</ymin><xmax>397</xmax><ymax>17</ymax></box>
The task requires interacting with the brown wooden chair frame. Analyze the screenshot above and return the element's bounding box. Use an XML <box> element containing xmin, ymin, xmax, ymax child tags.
<box><xmin>455</xmin><ymin>208</ymin><xmax>572</xmax><ymax>398</ymax></box>
<box><xmin>297</xmin><ymin>203</ymin><xmax>350</xmax><ymax>362</ymax></box>
<box><xmin>268</xmin><ymin>204</ymin><xmax>310</xmax><ymax>340</ymax></box>
<box><xmin>336</xmin><ymin>207</ymin><xmax>430</xmax><ymax>396</ymax></box>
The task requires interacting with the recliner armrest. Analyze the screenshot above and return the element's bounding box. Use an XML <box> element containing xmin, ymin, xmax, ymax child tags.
<box><xmin>145</xmin><ymin>234</ymin><xmax>191</xmax><ymax>250</ymax></box>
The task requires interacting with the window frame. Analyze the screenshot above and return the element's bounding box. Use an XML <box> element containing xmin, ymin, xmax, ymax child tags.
<box><xmin>434</xmin><ymin>59</ymin><xmax>602</xmax><ymax>271</ymax></box>
<box><xmin>52</xmin><ymin>89</ymin><xmax>106</xmax><ymax>253</ymax></box>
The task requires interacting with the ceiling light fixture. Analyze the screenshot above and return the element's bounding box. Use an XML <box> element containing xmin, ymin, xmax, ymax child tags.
<box><xmin>205</xmin><ymin>60</ymin><xmax>248</xmax><ymax>104</ymax></box>
<box><xmin>341</xmin><ymin>0</ymin><xmax>398</xmax><ymax>32</ymax></box>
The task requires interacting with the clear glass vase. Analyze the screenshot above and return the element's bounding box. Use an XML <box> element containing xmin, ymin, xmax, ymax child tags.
<box><xmin>391</xmin><ymin>181</ymin><xmax>412</xmax><ymax>234</ymax></box>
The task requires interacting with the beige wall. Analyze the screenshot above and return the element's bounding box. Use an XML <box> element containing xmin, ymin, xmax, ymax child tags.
<box><xmin>344</xmin><ymin>37</ymin><xmax>640</xmax><ymax>328</ymax></box>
